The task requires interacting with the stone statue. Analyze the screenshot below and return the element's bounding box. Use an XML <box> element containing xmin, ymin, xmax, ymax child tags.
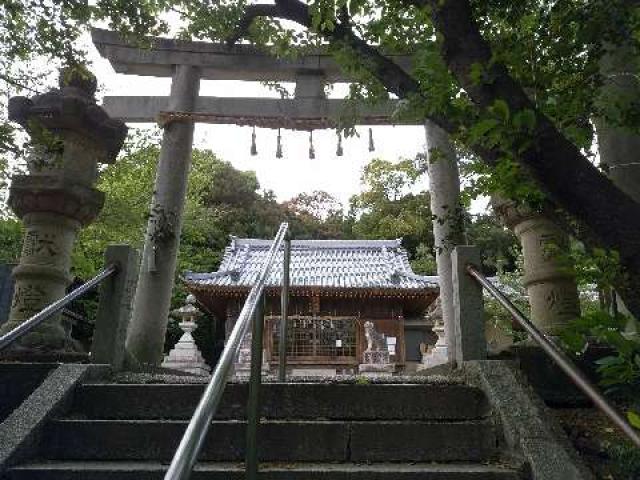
<box><xmin>364</xmin><ymin>320</ymin><xmax>386</xmax><ymax>353</ymax></box>
<box><xmin>418</xmin><ymin>296</ymin><xmax>448</xmax><ymax>370</ymax></box>
<box><xmin>360</xmin><ymin>320</ymin><xmax>394</xmax><ymax>375</ymax></box>
<box><xmin>425</xmin><ymin>296</ymin><xmax>443</xmax><ymax>324</ymax></box>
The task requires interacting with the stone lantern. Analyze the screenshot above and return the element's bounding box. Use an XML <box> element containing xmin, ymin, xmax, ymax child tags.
<box><xmin>418</xmin><ymin>297</ymin><xmax>448</xmax><ymax>370</ymax></box>
<box><xmin>492</xmin><ymin>198</ymin><xmax>580</xmax><ymax>334</ymax></box>
<box><xmin>161</xmin><ymin>294</ymin><xmax>210</xmax><ymax>376</ymax></box>
<box><xmin>0</xmin><ymin>66</ymin><xmax>127</xmax><ymax>355</ymax></box>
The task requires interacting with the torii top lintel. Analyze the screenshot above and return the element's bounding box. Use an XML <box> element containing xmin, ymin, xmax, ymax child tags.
<box><xmin>92</xmin><ymin>29</ymin><xmax>420</xmax><ymax>129</ymax></box>
<box><xmin>92</xmin><ymin>29</ymin><xmax>412</xmax><ymax>83</ymax></box>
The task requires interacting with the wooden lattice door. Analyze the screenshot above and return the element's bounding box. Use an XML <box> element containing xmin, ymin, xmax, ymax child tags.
<box><xmin>270</xmin><ymin>315</ymin><xmax>357</xmax><ymax>364</ymax></box>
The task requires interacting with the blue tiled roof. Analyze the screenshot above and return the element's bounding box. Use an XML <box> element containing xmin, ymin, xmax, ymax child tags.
<box><xmin>184</xmin><ymin>238</ymin><xmax>439</xmax><ymax>291</ymax></box>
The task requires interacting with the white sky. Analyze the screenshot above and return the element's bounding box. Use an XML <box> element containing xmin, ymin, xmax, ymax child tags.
<box><xmin>86</xmin><ymin>33</ymin><xmax>489</xmax><ymax>213</ymax></box>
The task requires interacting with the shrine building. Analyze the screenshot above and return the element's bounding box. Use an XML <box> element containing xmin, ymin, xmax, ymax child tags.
<box><xmin>185</xmin><ymin>237</ymin><xmax>439</xmax><ymax>375</ymax></box>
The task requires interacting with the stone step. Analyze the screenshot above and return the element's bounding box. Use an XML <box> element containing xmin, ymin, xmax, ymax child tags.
<box><xmin>73</xmin><ymin>382</ymin><xmax>489</xmax><ymax>420</ymax></box>
<box><xmin>41</xmin><ymin>418</ymin><xmax>497</xmax><ymax>463</ymax></box>
<box><xmin>7</xmin><ymin>461</ymin><xmax>524</xmax><ymax>480</ymax></box>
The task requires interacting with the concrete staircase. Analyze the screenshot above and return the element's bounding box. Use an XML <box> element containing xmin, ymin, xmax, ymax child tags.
<box><xmin>5</xmin><ymin>379</ymin><xmax>525</xmax><ymax>479</ymax></box>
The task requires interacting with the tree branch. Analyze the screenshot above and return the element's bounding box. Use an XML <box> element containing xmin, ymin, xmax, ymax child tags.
<box><xmin>227</xmin><ymin>4</ymin><xmax>290</xmax><ymax>45</ymax></box>
<box><xmin>404</xmin><ymin>0</ymin><xmax>640</xmax><ymax>315</ymax></box>
<box><xmin>227</xmin><ymin>0</ymin><xmax>461</xmax><ymax>135</ymax></box>
<box><xmin>227</xmin><ymin>0</ymin><xmax>640</xmax><ymax>318</ymax></box>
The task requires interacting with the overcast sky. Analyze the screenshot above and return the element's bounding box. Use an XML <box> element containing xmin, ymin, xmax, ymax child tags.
<box><xmin>86</xmin><ymin>33</ymin><xmax>489</xmax><ymax>213</ymax></box>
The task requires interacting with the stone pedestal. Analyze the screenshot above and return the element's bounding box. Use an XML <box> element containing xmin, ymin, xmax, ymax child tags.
<box><xmin>161</xmin><ymin>295</ymin><xmax>210</xmax><ymax>376</ymax></box>
<box><xmin>0</xmin><ymin>67</ymin><xmax>127</xmax><ymax>355</ymax></box>
<box><xmin>359</xmin><ymin>352</ymin><xmax>395</xmax><ymax>376</ymax></box>
<box><xmin>493</xmin><ymin>200</ymin><xmax>580</xmax><ymax>334</ymax></box>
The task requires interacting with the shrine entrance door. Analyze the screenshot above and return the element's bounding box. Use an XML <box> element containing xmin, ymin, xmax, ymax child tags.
<box><xmin>268</xmin><ymin>315</ymin><xmax>358</xmax><ymax>365</ymax></box>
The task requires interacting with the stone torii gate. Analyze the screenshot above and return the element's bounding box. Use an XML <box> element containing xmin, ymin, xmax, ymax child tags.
<box><xmin>93</xmin><ymin>29</ymin><xmax>464</xmax><ymax>366</ymax></box>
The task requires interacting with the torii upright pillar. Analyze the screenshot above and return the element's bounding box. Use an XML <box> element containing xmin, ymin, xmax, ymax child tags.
<box><xmin>423</xmin><ymin>120</ymin><xmax>465</xmax><ymax>365</ymax></box>
<box><xmin>594</xmin><ymin>43</ymin><xmax>640</xmax><ymax>326</ymax></box>
<box><xmin>126</xmin><ymin>65</ymin><xmax>201</xmax><ymax>365</ymax></box>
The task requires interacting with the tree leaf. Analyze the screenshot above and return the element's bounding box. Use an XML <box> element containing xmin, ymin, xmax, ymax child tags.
<box><xmin>627</xmin><ymin>410</ymin><xmax>640</xmax><ymax>429</ymax></box>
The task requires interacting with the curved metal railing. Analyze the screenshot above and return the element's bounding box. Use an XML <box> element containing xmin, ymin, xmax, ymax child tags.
<box><xmin>466</xmin><ymin>263</ymin><xmax>640</xmax><ymax>449</ymax></box>
<box><xmin>0</xmin><ymin>264</ymin><xmax>118</xmax><ymax>351</ymax></box>
<box><xmin>164</xmin><ymin>222</ymin><xmax>290</xmax><ymax>480</ymax></box>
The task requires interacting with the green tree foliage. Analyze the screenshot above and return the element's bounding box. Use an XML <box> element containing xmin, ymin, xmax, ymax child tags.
<box><xmin>348</xmin><ymin>158</ymin><xmax>518</xmax><ymax>274</ymax></box>
<box><xmin>71</xmin><ymin>142</ymin><xmax>287</xmax><ymax>279</ymax></box>
<box><xmin>349</xmin><ymin>158</ymin><xmax>436</xmax><ymax>273</ymax></box>
<box><xmin>0</xmin><ymin>216</ymin><xmax>22</xmax><ymax>264</ymax></box>
<box><xmin>465</xmin><ymin>213</ymin><xmax>518</xmax><ymax>276</ymax></box>
<box><xmin>284</xmin><ymin>190</ymin><xmax>353</xmax><ymax>239</ymax></box>
<box><xmin>562</xmin><ymin>311</ymin><xmax>640</xmax><ymax>394</ymax></box>
<box><xmin>72</xmin><ymin>142</ymin><xmax>157</xmax><ymax>277</ymax></box>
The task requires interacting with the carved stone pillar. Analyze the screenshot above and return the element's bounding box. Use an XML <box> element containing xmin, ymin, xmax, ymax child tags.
<box><xmin>1</xmin><ymin>68</ymin><xmax>127</xmax><ymax>354</ymax></box>
<box><xmin>493</xmin><ymin>200</ymin><xmax>580</xmax><ymax>334</ymax></box>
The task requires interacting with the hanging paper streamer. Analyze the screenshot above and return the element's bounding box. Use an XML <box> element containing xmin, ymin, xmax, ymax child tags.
<box><xmin>336</xmin><ymin>131</ymin><xmax>343</xmax><ymax>157</ymax></box>
<box><xmin>276</xmin><ymin>128</ymin><xmax>283</xmax><ymax>158</ymax></box>
<box><xmin>368</xmin><ymin>127</ymin><xmax>375</xmax><ymax>152</ymax></box>
<box><xmin>309</xmin><ymin>130</ymin><xmax>315</xmax><ymax>159</ymax></box>
<box><xmin>250</xmin><ymin>126</ymin><xmax>257</xmax><ymax>156</ymax></box>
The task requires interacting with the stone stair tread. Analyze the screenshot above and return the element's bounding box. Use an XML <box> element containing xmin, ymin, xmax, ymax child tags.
<box><xmin>72</xmin><ymin>382</ymin><xmax>489</xmax><ymax>421</ymax></box>
<box><xmin>41</xmin><ymin>418</ymin><xmax>496</xmax><ymax>463</ymax></box>
<box><xmin>8</xmin><ymin>460</ymin><xmax>524</xmax><ymax>479</ymax></box>
<box><xmin>52</xmin><ymin>418</ymin><xmax>493</xmax><ymax>425</ymax></box>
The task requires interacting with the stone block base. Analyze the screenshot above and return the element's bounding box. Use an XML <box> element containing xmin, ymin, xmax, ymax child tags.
<box><xmin>161</xmin><ymin>360</ymin><xmax>210</xmax><ymax>377</ymax></box>
<box><xmin>232</xmin><ymin>362</ymin><xmax>270</xmax><ymax>380</ymax></box>
<box><xmin>161</xmin><ymin>341</ymin><xmax>210</xmax><ymax>377</ymax></box>
<box><xmin>359</xmin><ymin>363</ymin><xmax>395</xmax><ymax>374</ymax></box>
<box><xmin>417</xmin><ymin>346</ymin><xmax>448</xmax><ymax>371</ymax></box>
<box><xmin>290</xmin><ymin>367</ymin><xmax>337</xmax><ymax>378</ymax></box>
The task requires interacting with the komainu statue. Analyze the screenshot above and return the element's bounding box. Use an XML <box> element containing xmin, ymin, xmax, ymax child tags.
<box><xmin>364</xmin><ymin>320</ymin><xmax>386</xmax><ymax>352</ymax></box>
<box><xmin>360</xmin><ymin>320</ymin><xmax>394</xmax><ymax>374</ymax></box>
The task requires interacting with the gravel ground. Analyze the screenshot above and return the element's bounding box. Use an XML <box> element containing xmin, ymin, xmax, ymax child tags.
<box><xmin>109</xmin><ymin>369</ymin><xmax>463</xmax><ymax>385</ymax></box>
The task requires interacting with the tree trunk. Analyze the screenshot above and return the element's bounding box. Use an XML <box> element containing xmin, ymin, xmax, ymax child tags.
<box><xmin>427</xmin><ymin>0</ymin><xmax>640</xmax><ymax>319</ymax></box>
<box><xmin>234</xmin><ymin>0</ymin><xmax>640</xmax><ymax>319</ymax></box>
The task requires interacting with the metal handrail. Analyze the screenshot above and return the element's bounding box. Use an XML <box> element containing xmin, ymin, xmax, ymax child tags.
<box><xmin>466</xmin><ymin>264</ymin><xmax>640</xmax><ymax>449</ymax></box>
<box><xmin>164</xmin><ymin>222</ymin><xmax>290</xmax><ymax>480</ymax></box>
<box><xmin>0</xmin><ymin>264</ymin><xmax>118</xmax><ymax>351</ymax></box>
